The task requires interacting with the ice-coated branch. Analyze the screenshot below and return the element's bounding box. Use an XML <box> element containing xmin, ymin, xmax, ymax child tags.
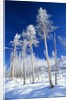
<box><xmin>36</xmin><ymin>7</ymin><xmax>57</xmax><ymax>38</ymax></box>
<box><xmin>26</xmin><ymin>24</ymin><xmax>39</xmax><ymax>84</ymax></box>
<box><xmin>36</xmin><ymin>7</ymin><xmax>58</xmax><ymax>88</ymax></box>
<box><xmin>10</xmin><ymin>33</ymin><xmax>21</xmax><ymax>79</ymax></box>
<box><xmin>58</xmin><ymin>36</ymin><xmax>66</xmax><ymax>48</ymax></box>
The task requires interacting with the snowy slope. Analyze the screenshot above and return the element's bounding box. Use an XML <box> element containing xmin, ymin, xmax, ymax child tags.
<box><xmin>4</xmin><ymin>56</ymin><xmax>66</xmax><ymax>99</ymax></box>
<box><xmin>5</xmin><ymin>78</ymin><xmax>66</xmax><ymax>99</ymax></box>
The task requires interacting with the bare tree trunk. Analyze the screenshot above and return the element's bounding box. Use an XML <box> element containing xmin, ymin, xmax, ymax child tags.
<box><xmin>22</xmin><ymin>52</ymin><xmax>26</xmax><ymax>85</ymax></box>
<box><xmin>11</xmin><ymin>60</ymin><xmax>14</xmax><ymax>79</ymax></box>
<box><xmin>23</xmin><ymin>59</ymin><xmax>26</xmax><ymax>84</ymax></box>
<box><xmin>11</xmin><ymin>50</ymin><xmax>15</xmax><ymax>79</ymax></box>
<box><xmin>44</xmin><ymin>32</ymin><xmax>53</xmax><ymax>88</ymax></box>
<box><xmin>54</xmin><ymin>33</ymin><xmax>57</xmax><ymax>84</ymax></box>
<box><xmin>30</xmin><ymin>45</ymin><xmax>34</xmax><ymax>84</ymax></box>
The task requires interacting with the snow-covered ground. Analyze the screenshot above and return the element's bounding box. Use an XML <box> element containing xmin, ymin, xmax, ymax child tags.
<box><xmin>4</xmin><ymin>73</ymin><xmax>66</xmax><ymax>99</ymax></box>
<box><xmin>4</xmin><ymin>57</ymin><xmax>66</xmax><ymax>99</ymax></box>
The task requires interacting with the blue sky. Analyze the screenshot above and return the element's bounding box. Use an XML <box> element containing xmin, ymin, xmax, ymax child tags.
<box><xmin>5</xmin><ymin>1</ymin><xmax>66</xmax><ymax>67</ymax></box>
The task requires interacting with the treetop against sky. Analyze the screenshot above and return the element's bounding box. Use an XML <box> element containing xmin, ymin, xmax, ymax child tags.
<box><xmin>5</xmin><ymin>1</ymin><xmax>66</xmax><ymax>66</ymax></box>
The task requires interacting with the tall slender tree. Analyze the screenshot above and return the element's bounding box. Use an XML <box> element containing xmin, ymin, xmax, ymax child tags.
<box><xmin>10</xmin><ymin>33</ymin><xmax>21</xmax><ymax>79</ymax></box>
<box><xmin>10</xmin><ymin>51</ymin><xmax>14</xmax><ymax>79</ymax></box>
<box><xmin>26</xmin><ymin>24</ymin><xmax>39</xmax><ymax>84</ymax></box>
<box><xmin>21</xmin><ymin>38</ymin><xmax>28</xmax><ymax>84</ymax></box>
<box><xmin>36</xmin><ymin>7</ymin><xmax>57</xmax><ymax>87</ymax></box>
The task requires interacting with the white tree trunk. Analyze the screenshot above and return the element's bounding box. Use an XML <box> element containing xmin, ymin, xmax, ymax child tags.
<box><xmin>54</xmin><ymin>33</ymin><xmax>57</xmax><ymax>84</ymax></box>
<box><xmin>23</xmin><ymin>58</ymin><xmax>26</xmax><ymax>84</ymax></box>
<box><xmin>22</xmin><ymin>51</ymin><xmax>26</xmax><ymax>85</ymax></box>
<box><xmin>11</xmin><ymin>48</ymin><xmax>16</xmax><ymax>79</ymax></box>
<box><xmin>44</xmin><ymin>32</ymin><xmax>53</xmax><ymax>88</ymax></box>
<box><xmin>11</xmin><ymin>58</ymin><xmax>14</xmax><ymax>79</ymax></box>
<box><xmin>30</xmin><ymin>45</ymin><xmax>34</xmax><ymax>84</ymax></box>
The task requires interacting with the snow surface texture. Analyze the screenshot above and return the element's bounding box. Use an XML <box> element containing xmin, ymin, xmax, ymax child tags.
<box><xmin>5</xmin><ymin>77</ymin><xmax>66</xmax><ymax>99</ymax></box>
<box><xmin>4</xmin><ymin>57</ymin><xmax>66</xmax><ymax>100</ymax></box>
<box><xmin>4</xmin><ymin>56</ymin><xmax>66</xmax><ymax>99</ymax></box>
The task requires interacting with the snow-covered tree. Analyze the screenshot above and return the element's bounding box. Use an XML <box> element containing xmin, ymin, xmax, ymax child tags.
<box><xmin>10</xmin><ymin>51</ymin><xmax>14</xmax><ymax>79</ymax></box>
<box><xmin>10</xmin><ymin>33</ymin><xmax>21</xmax><ymax>79</ymax></box>
<box><xmin>21</xmin><ymin>31</ymin><xmax>29</xmax><ymax>84</ymax></box>
<box><xmin>21</xmin><ymin>38</ymin><xmax>28</xmax><ymax>84</ymax></box>
<box><xmin>26</xmin><ymin>24</ymin><xmax>39</xmax><ymax>84</ymax></box>
<box><xmin>36</xmin><ymin>7</ymin><xmax>57</xmax><ymax>87</ymax></box>
<box><xmin>14</xmin><ymin>51</ymin><xmax>22</xmax><ymax>78</ymax></box>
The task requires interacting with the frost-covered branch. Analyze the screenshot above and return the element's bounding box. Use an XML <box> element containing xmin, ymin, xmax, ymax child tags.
<box><xmin>26</xmin><ymin>24</ymin><xmax>39</xmax><ymax>84</ymax></box>
<box><xmin>10</xmin><ymin>33</ymin><xmax>21</xmax><ymax>79</ymax></box>
<box><xmin>58</xmin><ymin>36</ymin><xmax>66</xmax><ymax>48</ymax></box>
<box><xmin>36</xmin><ymin>7</ymin><xmax>58</xmax><ymax>88</ymax></box>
